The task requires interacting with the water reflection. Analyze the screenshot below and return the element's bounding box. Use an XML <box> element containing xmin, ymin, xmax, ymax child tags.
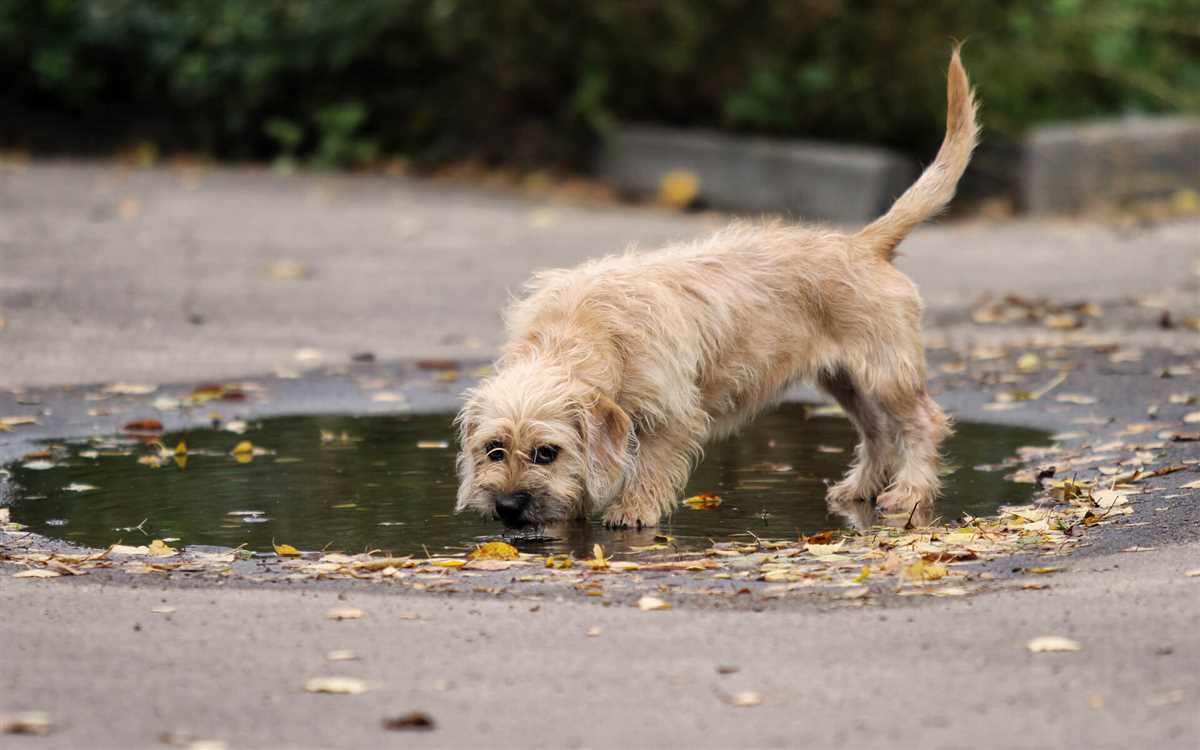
<box><xmin>4</xmin><ymin>406</ymin><xmax>1045</xmax><ymax>557</ymax></box>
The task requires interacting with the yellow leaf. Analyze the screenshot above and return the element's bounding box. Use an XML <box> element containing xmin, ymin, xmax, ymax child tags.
<box><xmin>1016</xmin><ymin>353</ymin><xmax>1041</xmax><ymax>373</ymax></box>
<box><xmin>273</xmin><ymin>541</ymin><xmax>301</xmax><ymax>557</ymax></box>
<box><xmin>1027</xmin><ymin>636</ymin><xmax>1081</xmax><ymax>653</ymax></box>
<box><xmin>585</xmin><ymin>543</ymin><xmax>609</xmax><ymax>570</ymax></box>
<box><xmin>231</xmin><ymin>440</ymin><xmax>255</xmax><ymax>456</ymax></box>
<box><xmin>429</xmin><ymin>559</ymin><xmax>465</xmax><ymax>568</ymax></box>
<box><xmin>683</xmin><ymin>493</ymin><xmax>722</xmax><ymax>510</ymax></box>
<box><xmin>1025</xmin><ymin>566</ymin><xmax>1063</xmax><ymax>575</ymax></box>
<box><xmin>148</xmin><ymin>539</ymin><xmax>178</xmax><ymax>557</ymax></box>
<box><xmin>174</xmin><ymin>440</ymin><xmax>188</xmax><ymax>456</ymax></box>
<box><xmin>853</xmin><ymin>565</ymin><xmax>871</xmax><ymax>583</ymax></box>
<box><xmin>902</xmin><ymin>559</ymin><xmax>948</xmax><ymax>582</ymax></box>
<box><xmin>468</xmin><ymin>541</ymin><xmax>519</xmax><ymax>561</ymax></box>
<box><xmin>304</xmin><ymin>676</ymin><xmax>367</xmax><ymax>695</ymax></box>
<box><xmin>657</xmin><ymin>169</ymin><xmax>701</xmax><ymax>209</ymax></box>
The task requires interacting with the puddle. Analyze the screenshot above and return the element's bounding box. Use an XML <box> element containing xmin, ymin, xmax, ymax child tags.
<box><xmin>1</xmin><ymin>406</ymin><xmax>1047</xmax><ymax>557</ymax></box>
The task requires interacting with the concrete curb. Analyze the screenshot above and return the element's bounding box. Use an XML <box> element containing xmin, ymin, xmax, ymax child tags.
<box><xmin>598</xmin><ymin>123</ymin><xmax>915</xmax><ymax>222</ymax></box>
<box><xmin>1023</xmin><ymin>115</ymin><xmax>1200</xmax><ymax>214</ymax></box>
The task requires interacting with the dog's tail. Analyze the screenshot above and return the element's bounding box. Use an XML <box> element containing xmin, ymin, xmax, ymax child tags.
<box><xmin>855</xmin><ymin>46</ymin><xmax>979</xmax><ymax>262</ymax></box>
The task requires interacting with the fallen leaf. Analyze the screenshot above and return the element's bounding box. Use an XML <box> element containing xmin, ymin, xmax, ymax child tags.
<box><xmin>1183</xmin><ymin>569</ymin><xmax>1200</xmax><ymax>578</ymax></box>
<box><xmin>304</xmin><ymin>676</ymin><xmax>367</xmax><ymax>695</ymax></box>
<box><xmin>586</xmin><ymin>626</ymin><xmax>603</xmax><ymax>637</ymax></box>
<box><xmin>104</xmin><ymin>382</ymin><xmax>156</xmax><ymax>395</ymax></box>
<box><xmin>325</xmin><ymin>650</ymin><xmax>358</xmax><ymax>661</ymax></box>
<box><xmin>469</xmin><ymin>541</ymin><xmax>519</xmax><ymax>561</ymax></box>
<box><xmin>1184</xmin><ymin>411</ymin><xmax>1200</xmax><ymax>424</ymax></box>
<box><xmin>727</xmin><ymin>691</ymin><xmax>761</xmax><ymax>707</ymax></box>
<box><xmin>267</xmin><ymin>260</ymin><xmax>310</xmax><ymax>280</ymax></box>
<box><xmin>0</xmin><ymin>711</ymin><xmax>51</xmax><ymax>735</ymax></box>
<box><xmin>382</xmin><ymin>712</ymin><xmax>435</xmax><ymax>731</ymax></box>
<box><xmin>148</xmin><ymin>539</ymin><xmax>178</xmax><ymax>557</ymax></box>
<box><xmin>1025</xmin><ymin>566</ymin><xmax>1063</xmax><ymax>575</ymax></box>
<box><xmin>151</xmin><ymin>606</ymin><xmax>176</xmax><ymax>614</ymax></box>
<box><xmin>637</xmin><ymin>595</ymin><xmax>671</xmax><ymax>611</ymax></box>
<box><xmin>1181</xmin><ymin>480</ymin><xmax>1200</xmax><ymax>490</ymax></box>
<box><xmin>13</xmin><ymin>569</ymin><xmax>60</xmax><ymax>579</ymax></box>
<box><xmin>683</xmin><ymin>493</ymin><xmax>722</xmax><ymax>510</ymax></box>
<box><xmin>657</xmin><ymin>169</ymin><xmax>701</xmax><ymax>209</ymax></box>
<box><xmin>1027</xmin><ymin>636</ymin><xmax>1081</xmax><ymax>653</ymax></box>
<box><xmin>326</xmin><ymin>607</ymin><xmax>365</xmax><ymax>621</ymax></box>
<box><xmin>273</xmin><ymin>541</ymin><xmax>302</xmax><ymax>557</ymax></box>
<box><xmin>123</xmin><ymin>418</ymin><xmax>164</xmax><ymax>433</ymax></box>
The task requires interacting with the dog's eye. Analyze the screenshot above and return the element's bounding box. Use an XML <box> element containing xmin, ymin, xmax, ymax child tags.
<box><xmin>531</xmin><ymin>445</ymin><xmax>559</xmax><ymax>465</ymax></box>
<box><xmin>484</xmin><ymin>441</ymin><xmax>505</xmax><ymax>462</ymax></box>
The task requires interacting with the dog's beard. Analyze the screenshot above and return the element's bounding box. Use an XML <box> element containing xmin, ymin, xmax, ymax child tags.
<box><xmin>459</xmin><ymin>488</ymin><xmax>580</xmax><ymax>529</ymax></box>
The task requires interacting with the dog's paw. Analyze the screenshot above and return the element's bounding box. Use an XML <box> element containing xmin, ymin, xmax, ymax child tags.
<box><xmin>601</xmin><ymin>505</ymin><xmax>660</xmax><ymax>529</ymax></box>
<box><xmin>875</xmin><ymin>487</ymin><xmax>933</xmax><ymax>521</ymax></box>
<box><xmin>825</xmin><ymin>477</ymin><xmax>874</xmax><ymax>505</ymax></box>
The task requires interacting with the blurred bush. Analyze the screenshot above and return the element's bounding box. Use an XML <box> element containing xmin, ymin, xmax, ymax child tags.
<box><xmin>1</xmin><ymin>0</ymin><xmax>1197</xmax><ymax>168</ymax></box>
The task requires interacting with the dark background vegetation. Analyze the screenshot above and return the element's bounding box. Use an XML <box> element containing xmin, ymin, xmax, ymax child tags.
<box><xmin>2</xmin><ymin>0</ymin><xmax>1198</xmax><ymax>170</ymax></box>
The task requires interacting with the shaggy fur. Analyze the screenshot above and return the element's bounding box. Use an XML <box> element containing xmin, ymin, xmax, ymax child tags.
<box><xmin>456</xmin><ymin>50</ymin><xmax>979</xmax><ymax>528</ymax></box>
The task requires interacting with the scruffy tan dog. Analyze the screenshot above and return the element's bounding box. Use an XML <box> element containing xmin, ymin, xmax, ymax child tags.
<box><xmin>456</xmin><ymin>49</ymin><xmax>979</xmax><ymax>529</ymax></box>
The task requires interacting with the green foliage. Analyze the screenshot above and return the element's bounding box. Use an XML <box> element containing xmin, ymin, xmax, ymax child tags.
<box><xmin>0</xmin><ymin>0</ymin><xmax>1198</xmax><ymax>167</ymax></box>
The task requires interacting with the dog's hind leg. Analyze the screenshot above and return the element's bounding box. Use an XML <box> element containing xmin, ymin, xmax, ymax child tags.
<box><xmin>874</xmin><ymin>390</ymin><xmax>951</xmax><ymax>521</ymax></box>
<box><xmin>819</xmin><ymin>367</ymin><xmax>896</xmax><ymax>505</ymax></box>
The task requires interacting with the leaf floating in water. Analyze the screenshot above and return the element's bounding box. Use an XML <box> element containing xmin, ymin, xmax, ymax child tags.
<box><xmin>683</xmin><ymin>493</ymin><xmax>722</xmax><ymax>510</ymax></box>
<box><xmin>468</xmin><ymin>542</ymin><xmax>519</xmax><ymax>561</ymax></box>
<box><xmin>123</xmin><ymin>419</ymin><xmax>164</xmax><ymax>433</ymax></box>
<box><xmin>304</xmin><ymin>676</ymin><xmax>367</xmax><ymax>695</ymax></box>
<box><xmin>272</xmin><ymin>541</ymin><xmax>301</xmax><ymax>557</ymax></box>
<box><xmin>22</xmin><ymin>460</ymin><xmax>55</xmax><ymax>471</ymax></box>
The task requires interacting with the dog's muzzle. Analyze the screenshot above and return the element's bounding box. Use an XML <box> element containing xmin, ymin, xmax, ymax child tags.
<box><xmin>495</xmin><ymin>491</ymin><xmax>533</xmax><ymax>527</ymax></box>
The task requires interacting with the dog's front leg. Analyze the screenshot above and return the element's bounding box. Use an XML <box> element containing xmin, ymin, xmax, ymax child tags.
<box><xmin>601</xmin><ymin>430</ymin><xmax>693</xmax><ymax>528</ymax></box>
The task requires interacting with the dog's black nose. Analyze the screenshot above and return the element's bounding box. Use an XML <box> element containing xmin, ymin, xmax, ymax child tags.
<box><xmin>495</xmin><ymin>492</ymin><xmax>532</xmax><ymax>526</ymax></box>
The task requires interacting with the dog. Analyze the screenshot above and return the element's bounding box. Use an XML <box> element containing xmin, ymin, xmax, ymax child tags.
<box><xmin>455</xmin><ymin>49</ymin><xmax>978</xmax><ymax>529</ymax></box>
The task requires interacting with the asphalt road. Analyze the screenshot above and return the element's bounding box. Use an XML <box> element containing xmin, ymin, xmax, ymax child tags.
<box><xmin>1</xmin><ymin>162</ymin><xmax>1199</xmax><ymax>749</ymax></box>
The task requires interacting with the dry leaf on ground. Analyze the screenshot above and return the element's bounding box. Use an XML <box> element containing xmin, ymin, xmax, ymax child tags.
<box><xmin>304</xmin><ymin>676</ymin><xmax>367</xmax><ymax>695</ymax></box>
<box><xmin>1</xmin><ymin>711</ymin><xmax>51</xmax><ymax>735</ymax></box>
<box><xmin>1027</xmin><ymin>636</ymin><xmax>1081</xmax><ymax>653</ymax></box>
<box><xmin>468</xmin><ymin>542</ymin><xmax>519</xmax><ymax>561</ymax></box>
<box><xmin>326</xmin><ymin>607</ymin><xmax>365</xmax><ymax>621</ymax></box>
<box><xmin>382</xmin><ymin>712</ymin><xmax>436</xmax><ymax>731</ymax></box>
<box><xmin>637</xmin><ymin>595</ymin><xmax>671</xmax><ymax>611</ymax></box>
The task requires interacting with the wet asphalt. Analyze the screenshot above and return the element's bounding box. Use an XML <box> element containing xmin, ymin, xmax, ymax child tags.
<box><xmin>1</xmin><ymin>162</ymin><xmax>1199</xmax><ymax>749</ymax></box>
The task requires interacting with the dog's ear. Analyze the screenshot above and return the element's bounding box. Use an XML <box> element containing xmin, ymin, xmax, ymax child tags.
<box><xmin>583</xmin><ymin>394</ymin><xmax>637</xmax><ymax>501</ymax></box>
<box><xmin>453</xmin><ymin>404</ymin><xmax>477</xmax><ymax>512</ymax></box>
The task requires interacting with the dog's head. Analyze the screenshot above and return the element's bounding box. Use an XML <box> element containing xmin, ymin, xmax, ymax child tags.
<box><xmin>454</xmin><ymin>361</ymin><xmax>637</xmax><ymax>527</ymax></box>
